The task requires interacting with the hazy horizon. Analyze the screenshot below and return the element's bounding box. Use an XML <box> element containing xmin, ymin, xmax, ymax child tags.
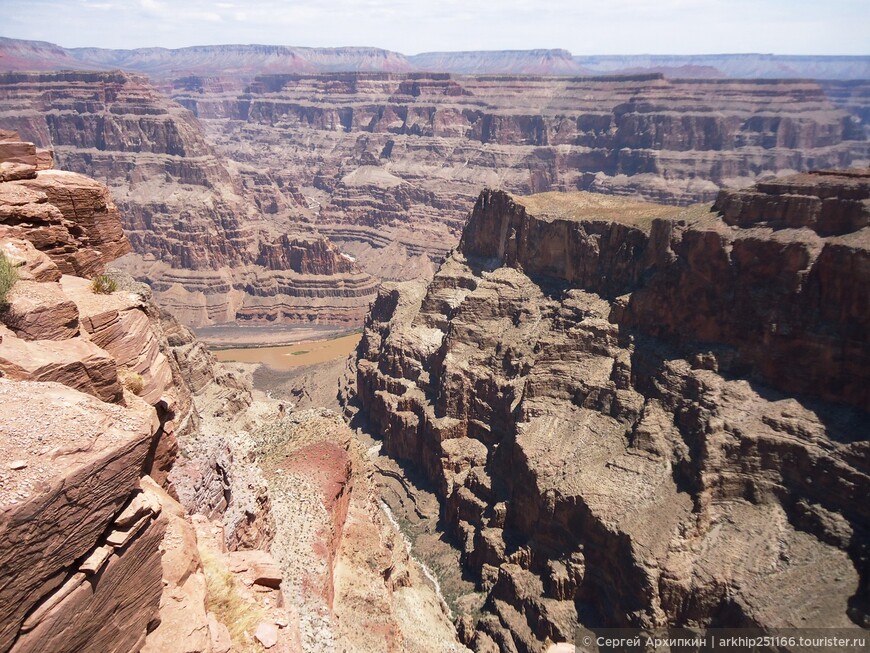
<box><xmin>2</xmin><ymin>0</ymin><xmax>869</xmax><ymax>56</ymax></box>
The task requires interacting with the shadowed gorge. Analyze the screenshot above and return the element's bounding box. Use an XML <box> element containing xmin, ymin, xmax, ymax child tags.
<box><xmin>0</xmin><ymin>130</ymin><xmax>463</xmax><ymax>653</ymax></box>
<box><xmin>355</xmin><ymin>172</ymin><xmax>870</xmax><ymax>651</ymax></box>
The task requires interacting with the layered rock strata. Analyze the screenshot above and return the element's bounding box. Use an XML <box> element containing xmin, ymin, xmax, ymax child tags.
<box><xmin>0</xmin><ymin>73</ymin><xmax>379</xmax><ymax>327</ymax></box>
<box><xmin>0</xmin><ymin>135</ymin><xmax>198</xmax><ymax>652</ymax></box>
<box><xmin>0</xmin><ymin>134</ymin><xmax>303</xmax><ymax>653</ymax></box>
<box><xmin>172</xmin><ymin>72</ymin><xmax>869</xmax><ymax>283</ymax></box>
<box><xmin>356</xmin><ymin>173</ymin><xmax>870</xmax><ymax>651</ymax></box>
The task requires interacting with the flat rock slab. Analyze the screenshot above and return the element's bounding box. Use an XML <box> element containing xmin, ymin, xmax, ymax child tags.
<box><xmin>0</xmin><ymin>326</ymin><xmax>122</xmax><ymax>403</ymax></box>
<box><xmin>227</xmin><ymin>549</ymin><xmax>283</xmax><ymax>589</ymax></box>
<box><xmin>0</xmin><ymin>378</ymin><xmax>156</xmax><ymax>651</ymax></box>
<box><xmin>2</xmin><ymin>280</ymin><xmax>79</xmax><ymax>341</ymax></box>
<box><xmin>254</xmin><ymin>622</ymin><xmax>279</xmax><ymax>648</ymax></box>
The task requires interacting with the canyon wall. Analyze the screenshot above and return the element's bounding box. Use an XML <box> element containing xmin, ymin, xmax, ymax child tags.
<box><xmin>173</xmin><ymin>72</ymin><xmax>869</xmax><ymax>284</ymax></box>
<box><xmin>1</xmin><ymin>59</ymin><xmax>867</xmax><ymax>306</ymax></box>
<box><xmin>0</xmin><ymin>71</ymin><xmax>379</xmax><ymax>327</ymax></box>
<box><xmin>356</xmin><ymin>173</ymin><xmax>870</xmax><ymax>651</ymax></box>
<box><xmin>0</xmin><ymin>130</ymin><xmax>204</xmax><ymax>652</ymax></box>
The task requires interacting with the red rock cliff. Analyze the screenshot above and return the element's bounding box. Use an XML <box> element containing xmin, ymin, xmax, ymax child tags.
<box><xmin>0</xmin><ymin>133</ymin><xmax>266</xmax><ymax>653</ymax></box>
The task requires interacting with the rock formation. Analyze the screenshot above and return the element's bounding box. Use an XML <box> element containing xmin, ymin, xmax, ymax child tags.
<box><xmin>1</xmin><ymin>63</ymin><xmax>867</xmax><ymax>308</ymax></box>
<box><xmin>0</xmin><ymin>72</ymin><xmax>379</xmax><ymax>327</ymax></box>
<box><xmin>356</xmin><ymin>173</ymin><xmax>870</xmax><ymax>651</ymax></box>
<box><xmin>172</xmin><ymin>72</ymin><xmax>869</xmax><ymax>285</ymax></box>
<box><xmin>0</xmin><ymin>131</ymin><xmax>198</xmax><ymax>652</ymax></box>
<box><xmin>251</xmin><ymin>409</ymin><xmax>468</xmax><ymax>652</ymax></box>
<box><xmin>0</xmin><ymin>132</ymin><xmax>460</xmax><ymax>652</ymax></box>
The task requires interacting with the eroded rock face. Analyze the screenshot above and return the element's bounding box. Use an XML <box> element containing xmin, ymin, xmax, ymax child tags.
<box><xmin>356</xmin><ymin>174</ymin><xmax>870</xmax><ymax>651</ymax></box>
<box><xmin>0</xmin><ymin>73</ymin><xmax>379</xmax><ymax>327</ymax></box>
<box><xmin>173</xmin><ymin>73</ymin><xmax>869</xmax><ymax>285</ymax></box>
<box><xmin>0</xmin><ymin>379</ymin><xmax>163</xmax><ymax>653</ymax></box>
<box><xmin>0</xmin><ymin>134</ymin><xmax>130</xmax><ymax>278</ymax></box>
<box><xmin>0</xmin><ymin>138</ymin><xmax>248</xmax><ymax>653</ymax></box>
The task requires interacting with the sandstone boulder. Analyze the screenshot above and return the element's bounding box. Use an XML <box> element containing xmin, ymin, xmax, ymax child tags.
<box><xmin>18</xmin><ymin>170</ymin><xmax>130</xmax><ymax>266</ymax></box>
<box><xmin>254</xmin><ymin>623</ymin><xmax>279</xmax><ymax>649</ymax></box>
<box><xmin>0</xmin><ymin>235</ymin><xmax>61</xmax><ymax>282</ymax></box>
<box><xmin>226</xmin><ymin>549</ymin><xmax>283</xmax><ymax>590</ymax></box>
<box><xmin>0</xmin><ymin>176</ymin><xmax>115</xmax><ymax>277</ymax></box>
<box><xmin>61</xmin><ymin>275</ymin><xmax>175</xmax><ymax>406</ymax></box>
<box><xmin>0</xmin><ymin>139</ymin><xmax>37</xmax><ymax>182</ymax></box>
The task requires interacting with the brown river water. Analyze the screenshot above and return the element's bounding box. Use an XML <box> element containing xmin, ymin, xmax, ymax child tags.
<box><xmin>212</xmin><ymin>334</ymin><xmax>361</xmax><ymax>371</ymax></box>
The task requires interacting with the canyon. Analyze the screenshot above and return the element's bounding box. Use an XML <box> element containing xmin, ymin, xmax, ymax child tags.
<box><xmin>0</xmin><ymin>132</ymin><xmax>461</xmax><ymax>652</ymax></box>
<box><xmin>355</xmin><ymin>171</ymin><xmax>870</xmax><ymax>651</ymax></box>
<box><xmin>174</xmin><ymin>72</ymin><xmax>869</xmax><ymax>285</ymax></box>
<box><xmin>0</xmin><ymin>33</ymin><xmax>869</xmax><ymax>653</ymax></box>
<box><xmin>0</xmin><ymin>36</ymin><xmax>868</xmax><ymax>329</ymax></box>
<box><xmin>0</xmin><ymin>71</ymin><xmax>380</xmax><ymax>327</ymax></box>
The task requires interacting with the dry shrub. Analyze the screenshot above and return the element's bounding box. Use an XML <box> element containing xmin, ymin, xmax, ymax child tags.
<box><xmin>200</xmin><ymin>547</ymin><xmax>266</xmax><ymax>648</ymax></box>
<box><xmin>0</xmin><ymin>253</ymin><xmax>18</xmax><ymax>305</ymax></box>
<box><xmin>117</xmin><ymin>366</ymin><xmax>144</xmax><ymax>395</ymax></box>
<box><xmin>91</xmin><ymin>273</ymin><xmax>117</xmax><ymax>294</ymax></box>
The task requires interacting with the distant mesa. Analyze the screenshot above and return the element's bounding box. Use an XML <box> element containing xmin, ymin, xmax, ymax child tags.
<box><xmin>1</xmin><ymin>36</ymin><xmax>869</xmax><ymax>80</ymax></box>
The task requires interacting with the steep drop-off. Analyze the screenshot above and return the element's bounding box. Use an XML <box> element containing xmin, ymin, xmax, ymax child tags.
<box><xmin>0</xmin><ymin>71</ymin><xmax>379</xmax><ymax>327</ymax></box>
<box><xmin>175</xmin><ymin>72</ymin><xmax>869</xmax><ymax>283</ymax></box>
<box><xmin>0</xmin><ymin>131</ymin><xmax>463</xmax><ymax>652</ymax></box>
<box><xmin>356</xmin><ymin>173</ymin><xmax>870</xmax><ymax>651</ymax></box>
<box><xmin>0</xmin><ymin>129</ymin><xmax>209</xmax><ymax>652</ymax></box>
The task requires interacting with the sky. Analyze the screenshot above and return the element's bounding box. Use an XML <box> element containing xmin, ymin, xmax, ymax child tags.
<box><xmin>1</xmin><ymin>0</ymin><xmax>869</xmax><ymax>55</ymax></box>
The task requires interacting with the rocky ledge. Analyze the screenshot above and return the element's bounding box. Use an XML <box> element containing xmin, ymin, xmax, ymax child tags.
<box><xmin>0</xmin><ymin>131</ymin><xmax>283</xmax><ymax>652</ymax></box>
<box><xmin>0</xmin><ymin>130</ymin><xmax>199</xmax><ymax>652</ymax></box>
<box><xmin>356</xmin><ymin>171</ymin><xmax>870</xmax><ymax>651</ymax></box>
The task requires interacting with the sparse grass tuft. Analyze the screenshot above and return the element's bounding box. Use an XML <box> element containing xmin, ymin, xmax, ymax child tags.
<box><xmin>0</xmin><ymin>253</ymin><xmax>18</xmax><ymax>306</ymax></box>
<box><xmin>118</xmin><ymin>367</ymin><xmax>144</xmax><ymax>395</ymax></box>
<box><xmin>91</xmin><ymin>273</ymin><xmax>117</xmax><ymax>295</ymax></box>
<box><xmin>200</xmin><ymin>547</ymin><xmax>266</xmax><ymax>648</ymax></box>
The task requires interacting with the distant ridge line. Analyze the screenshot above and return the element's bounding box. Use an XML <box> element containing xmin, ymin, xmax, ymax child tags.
<box><xmin>1</xmin><ymin>36</ymin><xmax>868</xmax><ymax>80</ymax></box>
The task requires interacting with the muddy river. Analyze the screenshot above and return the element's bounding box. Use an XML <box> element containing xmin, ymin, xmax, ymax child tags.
<box><xmin>213</xmin><ymin>333</ymin><xmax>361</xmax><ymax>370</ymax></box>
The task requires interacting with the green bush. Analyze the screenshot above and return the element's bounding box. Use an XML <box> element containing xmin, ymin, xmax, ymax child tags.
<box><xmin>91</xmin><ymin>273</ymin><xmax>118</xmax><ymax>295</ymax></box>
<box><xmin>0</xmin><ymin>253</ymin><xmax>18</xmax><ymax>306</ymax></box>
